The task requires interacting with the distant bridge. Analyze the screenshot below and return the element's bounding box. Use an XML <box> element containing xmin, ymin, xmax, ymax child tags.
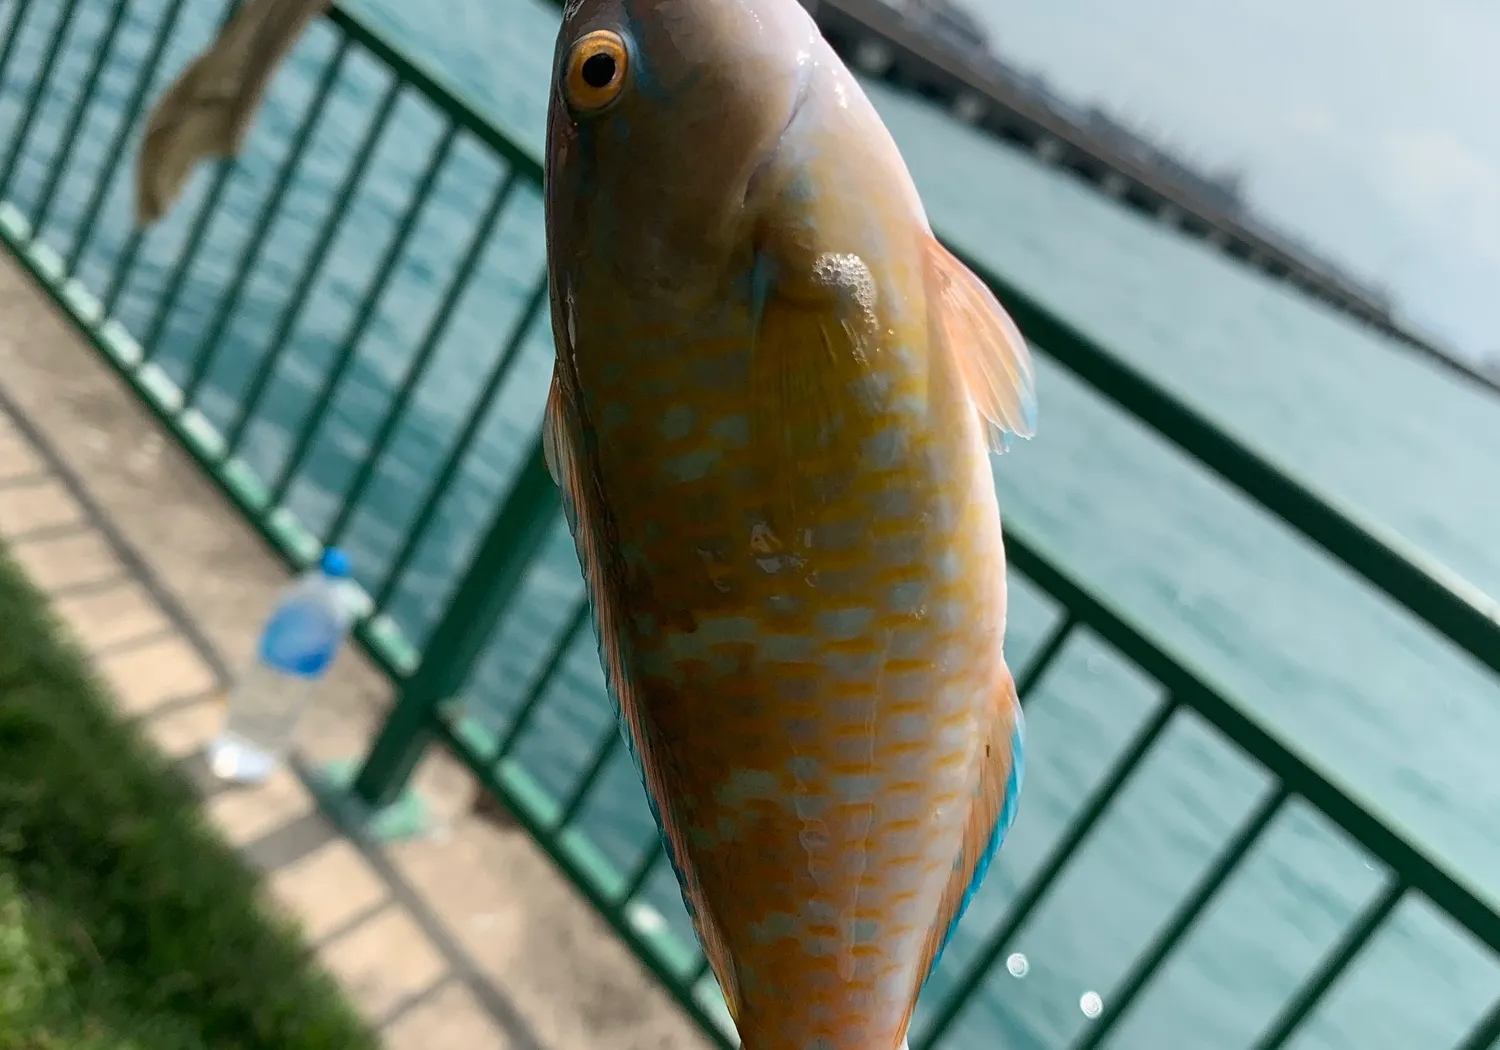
<box><xmin>805</xmin><ymin>0</ymin><xmax>1500</xmax><ymax>396</ymax></box>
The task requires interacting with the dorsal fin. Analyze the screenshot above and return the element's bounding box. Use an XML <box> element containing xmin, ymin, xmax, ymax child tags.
<box><xmin>923</xmin><ymin>237</ymin><xmax>1037</xmax><ymax>454</ymax></box>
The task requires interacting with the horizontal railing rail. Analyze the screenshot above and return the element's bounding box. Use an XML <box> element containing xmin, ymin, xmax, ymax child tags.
<box><xmin>0</xmin><ymin>0</ymin><xmax>1496</xmax><ymax>1047</ymax></box>
<box><xmin>945</xmin><ymin>242</ymin><xmax>1500</xmax><ymax>680</ymax></box>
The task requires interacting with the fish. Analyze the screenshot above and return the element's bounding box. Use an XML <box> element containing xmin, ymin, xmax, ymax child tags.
<box><xmin>540</xmin><ymin>0</ymin><xmax>1038</xmax><ymax>1047</ymax></box>
<box><xmin>135</xmin><ymin>0</ymin><xmax>327</xmax><ymax>225</ymax></box>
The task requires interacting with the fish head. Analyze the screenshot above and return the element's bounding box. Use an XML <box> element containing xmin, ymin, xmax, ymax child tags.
<box><xmin>545</xmin><ymin>0</ymin><xmax>823</xmax><ymax>285</ymax></box>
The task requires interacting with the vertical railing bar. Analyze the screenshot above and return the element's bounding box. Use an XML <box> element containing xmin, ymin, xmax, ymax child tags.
<box><xmin>689</xmin><ymin>955</ymin><xmax>713</xmax><ymax>984</ymax></box>
<box><xmin>369</xmin><ymin>271</ymin><xmax>549</xmax><ymax>610</ymax></box>
<box><xmin>324</xmin><ymin>166</ymin><xmax>518</xmax><ymax>547</ymax></box>
<box><xmin>348</xmin><ymin>436</ymin><xmax>559</xmax><ymax>811</ymax></box>
<box><xmin>554</xmin><ymin>730</ymin><xmax>622</xmax><ymax>831</ymax></box>
<box><xmin>491</xmin><ymin>599</ymin><xmax>590</xmax><ymax>765</ymax></box>
<box><xmin>97</xmin><ymin>227</ymin><xmax>145</xmax><ymax>319</ymax></box>
<box><xmin>265</xmin><ymin>120</ymin><xmax>461</xmax><ymax>508</ymax></box>
<box><xmin>0</xmin><ymin>0</ymin><xmax>86</xmax><ymax>199</ymax></box>
<box><xmin>1249</xmin><ymin>880</ymin><xmax>1406</xmax><ymax>1050</ymax></box>
<box><xmin>221</xmin><ymin>75</ymin><xmax>403</xmax><ymax>456</ymax></box>
<box><xmin>63</xmin><ymin>0</ymin><xmax>195</xmax><ymax>275</ymax></box>
<box><xmin>97</xmin><ymin>0</ymin><xmax>246</xmax><ymax>317</ymax></box>
<box><xmin>29</xmin><ymin>0</ymin><xmax>133</xmax><ymax>233</ymax></box>
<box><xmin>137</xmin><ymin>156</ymin><xmax>246</xmax><ymax>356</ymax></box>
<box><xmin>178</xmin><ymin>34</ymin><xmax>355</xmax><ymax>406</ymax></box>
<box><xmin>1069</xmin><ymin>782</ymin><xmax>1291</xmax><ymax>1050</ymax></box>
<box><xmin>1456</xmin><ymin>995</ymin><xmax>1500</xmax><ymax>1050</ymax></box>
<box><xmin>621</xmin><ymin>845</ymin><xmax>666</xmax><ymax>906</ymax></box>
<box><xmin>916</xmin><ymin>696</ymin><xmax>1180</xmax><ymax>1050</ymax></box>
<box><xmin>0</xmin><ymin>0</ymin><xmax>38</xmax><ymax>96</ymax></box>
<box><xmin>1014</xmin><ymin>612</ymin><xmax>1077</xmax><ymax>703</ymax></box>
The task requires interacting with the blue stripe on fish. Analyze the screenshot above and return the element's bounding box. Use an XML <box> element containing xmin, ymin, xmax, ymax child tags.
<box><xmin>924</xmin><ymin>709</ymin><xmax>1026</xmax><ymax>986</ymax></box>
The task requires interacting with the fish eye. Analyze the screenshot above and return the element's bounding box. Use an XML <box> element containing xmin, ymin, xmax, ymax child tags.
<box><xmin>564</xmin><ymin>30</ymin><xmax>629</xmax><ymax>114</ymax></box>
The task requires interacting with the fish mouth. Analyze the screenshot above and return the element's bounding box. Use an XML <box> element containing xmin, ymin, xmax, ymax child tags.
<box><xmin>743</xmin><ymin>62</ymin><xmax>812</xmax><ymax>207</ymax></box>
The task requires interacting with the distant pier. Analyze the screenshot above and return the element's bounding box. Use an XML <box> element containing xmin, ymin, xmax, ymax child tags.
<box><xmin>802</xmin><ymin>0</ymin><xmax>1493</xmax><ymax>390</ymax></box>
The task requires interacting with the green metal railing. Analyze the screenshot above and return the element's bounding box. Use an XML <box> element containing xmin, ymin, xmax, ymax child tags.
<box><xmin>1</xmin><ymin>0</ymin><xmax>1498</xmax><ymax>1047</ymax></box>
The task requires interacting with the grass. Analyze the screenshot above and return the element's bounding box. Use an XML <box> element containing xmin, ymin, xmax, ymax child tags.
<box><xmin>0</xmin><ymin>546</ymin><xmax>378</xmax><ymax>1050</ymax></box>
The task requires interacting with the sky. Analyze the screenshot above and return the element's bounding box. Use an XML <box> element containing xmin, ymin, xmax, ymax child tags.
<box><xmin>965</xmin><ymin>0</ymin><xmax>1500</xmax><ymax>361</ymax></box>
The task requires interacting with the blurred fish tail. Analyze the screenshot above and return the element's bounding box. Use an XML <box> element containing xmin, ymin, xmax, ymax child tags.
<box><xmin>135</xmin><ymin>0</ymin><xmax>327</xmax><ymax>226</ymax></box>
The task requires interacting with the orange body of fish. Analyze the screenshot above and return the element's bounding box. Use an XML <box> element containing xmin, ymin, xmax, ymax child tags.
<box><xmin>541</xmin><ymin>0</ymin><xmax>1038</xmax><ymax>1047</ymax></box>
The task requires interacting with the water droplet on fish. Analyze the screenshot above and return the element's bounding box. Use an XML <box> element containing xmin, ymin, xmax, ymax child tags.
<box><xmin>565</xmin><ymin>289</ymin><xmax>579</xmax><ymax>348</ymax></box>
<box><xmin>1079</xmin><ymin>991</ymin><xmax>1103</xmax><ymax>1019</ymax></box>
<box><xmin>750</xmin><ymin>522</ymin><xmax>780</xmax><ymax>555</ymax></box>
<box><xmin>697</xmin><ymin>548</ymin><xmax>733</xmax><ymax>593</ymax></box>
<box><xmin>1006</xmin><ymin>953</ymin><xmax>1029</xmax><ymax>978</ymax></box>
<box><xmin>799</xmin><ymin>825</ymin><xmax>831</xmax><ymax>852</ymax></box>
<box><xmin>811</xmin><ymin>252</ymin><xmax>878</xmax><ymax>345</ymax></box>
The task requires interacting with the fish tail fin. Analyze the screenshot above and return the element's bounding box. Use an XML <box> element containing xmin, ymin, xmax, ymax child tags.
<box><xmin>738</xmin><ymin>1036</ymin><xmax>911</xmax><ymax>1050</ymax></box>
<box><xmin>136</xmin><ymin>0</ymin><xmax>327</xmax><ymax>226</ymax></box>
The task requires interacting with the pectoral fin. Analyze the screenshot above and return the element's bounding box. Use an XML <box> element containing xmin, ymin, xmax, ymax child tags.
<box><xmin>923</xmin><ymin>237</ymin><xmax>1038</xmax><ymax>453</ymax></box>
<box><xmin>747</xmin><ymin>249</ymin><xmax>884</xmax><ymax>531</ymax></box>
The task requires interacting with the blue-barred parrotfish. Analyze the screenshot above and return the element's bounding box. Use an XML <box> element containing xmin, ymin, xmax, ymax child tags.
<box><xmin>542</xmin><ymin>0</ymin><xmax>1037</xmax><ymax>1046</ymax></box>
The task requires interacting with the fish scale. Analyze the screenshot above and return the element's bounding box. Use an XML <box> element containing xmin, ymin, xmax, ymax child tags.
<box><xmin>567</xmin><ymin>311</ymin><xmax>1009</xmax><ymax>1042</ymax></box>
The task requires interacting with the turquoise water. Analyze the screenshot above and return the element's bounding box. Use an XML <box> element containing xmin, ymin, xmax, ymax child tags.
<box><xmin>3</xmin><ymin>0</ymin><xmax>1500</xmax><ymax>1046</ymax></box>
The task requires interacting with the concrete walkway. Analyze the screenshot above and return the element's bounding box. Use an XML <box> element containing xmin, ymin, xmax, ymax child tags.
<box><xmin>0</xmin><ymin>250</ymin><xmax>711</xmax><ymax>1050</ymax></box>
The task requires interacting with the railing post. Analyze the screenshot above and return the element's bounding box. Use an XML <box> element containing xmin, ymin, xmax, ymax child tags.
<box><xmin>314</xmin><ymin>433</ymin><xmax>559</xmax><ymax>835</ymax></box>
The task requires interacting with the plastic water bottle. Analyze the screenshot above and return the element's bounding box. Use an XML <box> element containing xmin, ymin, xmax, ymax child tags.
<box><xmin>206</xmin><ymin>548</ymin><xmax>354</xmax><ymax>784</ymax></box>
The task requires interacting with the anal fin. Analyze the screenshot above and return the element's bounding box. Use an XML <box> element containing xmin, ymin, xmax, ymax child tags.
<box><xmin>905</xmin><ymin>673</ymin><xmax>1026</xmax><ymax>1025</ymax></box>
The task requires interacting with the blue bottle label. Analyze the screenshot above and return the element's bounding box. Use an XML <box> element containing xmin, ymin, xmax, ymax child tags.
<box><xmin>258</xmin><ymin>600</ymin><xmax>340</xmax><ymax>679</ymax></box>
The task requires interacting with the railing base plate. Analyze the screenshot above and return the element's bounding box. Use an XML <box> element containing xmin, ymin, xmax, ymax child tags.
<box><xmin>306</xmin><ymin>757</ymin><xmax>432</xmax><ymax>843</ymax></box>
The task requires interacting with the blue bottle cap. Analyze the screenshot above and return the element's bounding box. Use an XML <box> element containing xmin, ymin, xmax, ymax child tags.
<box><xmin>320</xmin><ymin>547</ymin><xmax>351</xmax><ymax>579</ymax></box>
